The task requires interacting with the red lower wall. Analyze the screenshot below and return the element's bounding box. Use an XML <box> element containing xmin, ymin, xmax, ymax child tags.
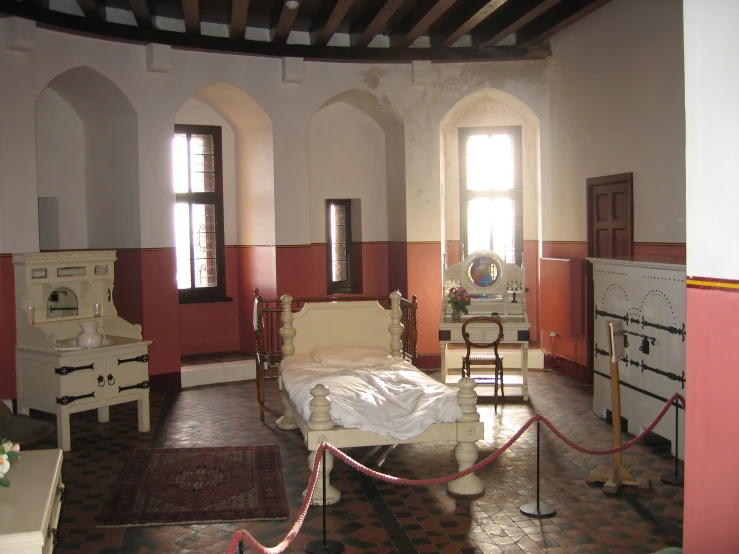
<box><xmin>237</xmin><ymin>245</ymin><xmax>276</xmax><ymax>353</ymax></box>
<box><xmin>684</xmin><ymin>280</ymin><xmax>739</xmax><ymax>550</ymax></box>
<box><xmin>0</xmin><ymin>255</ymin><xmax>16</xmax><ymax>399</ymax></box>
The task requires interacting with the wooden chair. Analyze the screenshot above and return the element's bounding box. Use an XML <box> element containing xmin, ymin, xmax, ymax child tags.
<box><xmin>461</xmin><ymin>315</ymin><xmax>505</xmax><ymax>410</ymax></box>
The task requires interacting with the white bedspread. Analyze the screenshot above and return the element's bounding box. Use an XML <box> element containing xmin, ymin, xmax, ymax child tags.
<box><xmin>280</xmin><ymin>353</ymin><xmax>461</xmax><ymax>441</ymax></box>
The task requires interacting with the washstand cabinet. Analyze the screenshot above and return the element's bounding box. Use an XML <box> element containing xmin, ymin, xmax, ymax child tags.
<box><xmin>14</xmin><ymin>251</ymin><xmax>152</xmax><ymax>451</ymax></box>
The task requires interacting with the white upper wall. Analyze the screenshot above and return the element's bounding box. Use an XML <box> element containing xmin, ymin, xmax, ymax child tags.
<box><xmin>548</xmin><ymin>0</ymin><xmax>686</xmax><ymax>244</ymax></box>
<box><xmin>0</xmin><ymin>19</ymin><xmax>551</xmax><ymax>252</ymax></box>
<box><xmin>684</xmin><ymin>0</ymin><xmax>739</xmax><ymax>279</ymax></box>
<box><xmin>309</xmin><ymin>102</ymin><xmax>388</xmax><ymax>243</ymax></box>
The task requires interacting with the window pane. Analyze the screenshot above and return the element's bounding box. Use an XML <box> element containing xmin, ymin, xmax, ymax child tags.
<box><xmin>172</xmin><ymin>134</ymin><xmax>189</xmax><ymax>193</ymax></box>
<box><xmin>192</xmin><ymin>204</ymin><xmax>217</xmax><ymax>288</ymax></box>
<box><xmin>189</xmin><ymin>134</ymin><xmax>216</xmax><ymax>193</ymax></box>
<box><xmin>174</xmin><ymin>203</ymin><xmax>192</xmax><ymax>289</ymax></box>
<box><xmin>329</xmin><ymin>203</ymin><xmax>348</xmax><ymax>283</ymax></box>
<box><xmin>466</xmin><ymin>134</ymin><xmax>514</xmax><ymax>192</ymax></box>
<box><xmin>467</xmin><ymin>197</ymin><xmax>516</xmax><ymax>263</ymax></box>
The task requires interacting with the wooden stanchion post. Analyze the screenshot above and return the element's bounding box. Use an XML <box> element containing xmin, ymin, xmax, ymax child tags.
<box><xmin>586</xmin><ymin>321</ymin><xmax>650</xmax><ymax>494</ymax></box>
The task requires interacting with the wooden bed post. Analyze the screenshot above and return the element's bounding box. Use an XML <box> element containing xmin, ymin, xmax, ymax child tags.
<box><xmin>306</xmin><ymin>384</ymin><xmax>341</xmax><ymax>505</ymax></box>
<box><xmin>276</xmin><ymin>294</ymin><xmax>299</xmax><ymax>430</ymax></box>
<box><xmin>389</xmin><ymin>290</ymin><xmax>403</xmax><ymax>359</ymax></box>
<box><xmin>448</xmin><ymin>377</ymin><xmax>485</xmax><ymax>498</ymax></box>
<box><xmin>279</xmin><ymin>294</ymin><xmax>295</xmax><ymax>357</ymax></box>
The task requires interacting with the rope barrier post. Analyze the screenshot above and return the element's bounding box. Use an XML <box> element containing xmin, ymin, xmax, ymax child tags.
<box><xmin>305</xmin><ymin>447</ymin><xmax>344</xmax><ymax>554</ymax></box>
<box><xmin>520</xmin><ymin>419</ymin><xmax>556</xmax><ymax>518</ymax></box>
<box><xmin>238</xmin><ymin>539</ymin><xmax>243</xmax><ymax>554</ymax></box>
<box><xmin>586</xmin><ymin>321</ymin><xmax>650</xmax><ymax>494</ymax></box>
<box><xmin>660</xmin><ymin>400</ymin><xmax>684</xmax><ymax>485</ymax></box>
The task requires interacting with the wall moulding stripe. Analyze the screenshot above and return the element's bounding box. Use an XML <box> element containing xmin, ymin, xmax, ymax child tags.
<box><xmin>687</xmin><ymin>277</ymin><xmax>739</xmax><ymax>293</ymax></box>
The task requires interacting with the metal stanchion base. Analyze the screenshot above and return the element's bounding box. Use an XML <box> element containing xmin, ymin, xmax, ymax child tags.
<box><xmin>520</xmin><ymin>502</ymin><xmax>556</xmax><ymax>518</ymax></box>
<box><xmin>660</xmin><ymin>473</ymin><xmax>684</xmax><ymax>486</ymax></box>
<box><xmin>304</xmin><ymin>540</ymin><xmax>345</xmax><ymax>553</ymax></box>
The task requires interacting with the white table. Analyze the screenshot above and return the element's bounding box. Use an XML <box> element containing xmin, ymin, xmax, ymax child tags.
<box><xmin>0</xmin><ymin>449</ymin><xmax>64</xmax><ymax>554</ymax></box>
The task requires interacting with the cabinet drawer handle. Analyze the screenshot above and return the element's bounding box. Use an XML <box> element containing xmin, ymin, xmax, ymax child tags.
<box><xmin>57</xmin><ymin>485</ymin><xmax>66</xmax><ymax>502</ymax></box>
<box><xmin>119</xmin><ymin>380</ymin><xmax>150</xmax><ymax>392</ymax></box>
<box><xmin>118</xmin><ymin>354</ymin><xmax>148</xmax><ymax>365</ymax></box>
<box><xmin>97</xmin><ymin>375</ymin><xmax>105</xmax><ymax>387</ymax></box>
<box><xmin>107</xmin><ymin>374</ymin><xmax>116</xmax><ymax>385</ymax></box>
<box><xmin>55</xmin><ymin>363</ymin><xmax>95</xmax><ymax>376</ymax></box>
<box><xmin>47</xmin><ymin>527</ymin><xmax>59</xmax><ymax>546</ymax></box>
<box><xmin>56</xmin><ymin>392</ymin><xmax>95</xmax><ymax>405</ymax></box>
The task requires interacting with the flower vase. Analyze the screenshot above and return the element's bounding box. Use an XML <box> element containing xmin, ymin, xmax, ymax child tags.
<box><xmin>452</xmin><ymin>309</ymin><xmax>461</xmax><ymax>322</ymax></box>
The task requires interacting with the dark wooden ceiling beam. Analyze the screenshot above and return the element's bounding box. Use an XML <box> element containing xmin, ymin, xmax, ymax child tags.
<box><xmin>0</xmin><ymin>0</ymin><xmax>553</xmax><ymax>62</ymax></box>
<box><xmin>472</xmin><ymin>0</ymin><xmax>563</xmax><ymax>48</ymax></box>
<box><xmin>74</xmin><ymin>0</ymin><xmax>105</xmax><ymax>19</ymax></box>
<box><xmin>310</xmin><ymin>0</ymin><xmax>355</xmax><ymax>47</ymax></box>
<box><xmin>181</xmin><ymin>0</ymin><xmax>199</xmax><ymax>34</ymax></box>
<box><xmin>128</xmin><ymin>0</ymin><xmax>153</xmax><ymax>30</ymax></box>
<box><xmin>350</xmin><ymin>0</ymin><xmax>404</xmax><ymax>49</ymax></box>
<box><xmin>430</xmin><ymin>0</ymin><xmax>505</xmax><ymax>48</ymax></box>
<box><xmin>517</xmin><ymin>0</ymin><xmax>614</xmax><ymax>45</ymax></box>
<box><xmin>230</xmin><ymin>0</ymin><xmax>250</xmax><ymax>40</ymax></box>
<box><xmin>391</xmin><ymin>0</ymin><xmax>458</xmax><ymax>48</ymax></box>
<box><xmin>271</xmin><ymin>1</ymin><xmax>300</xmax><ymax>44</ymax></box>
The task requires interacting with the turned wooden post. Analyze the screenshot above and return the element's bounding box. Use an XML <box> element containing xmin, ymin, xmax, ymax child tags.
<box><xmin>388</xmin><ymin>290</ymin><xmax>403</xmax><ymax>359</ymax></box>
<box><xmin>279</xmin><ymin>293</ymin><xmax>295</xmax><ymax>357</ymax></box>
<box><xmin>306</xmin><ymin>385</ymin><xmax>341</xmax><ymax>505</ymax></box>
<box><xmin>448</xmin><ymin>376</ymin><xmax>485</xmax><ymax>497</ymax></box>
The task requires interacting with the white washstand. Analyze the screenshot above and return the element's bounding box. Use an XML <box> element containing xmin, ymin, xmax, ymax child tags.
<box><xmin>14</xmin><ymin>251</ymin><xmax>152</xmax><ymax>451</ymax></box>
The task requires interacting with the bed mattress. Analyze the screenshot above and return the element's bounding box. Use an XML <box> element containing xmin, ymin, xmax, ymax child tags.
<box><xmin>280</xmin><ymin>349</ymin><xmax>462</xmax><ymax>440</ymax></box>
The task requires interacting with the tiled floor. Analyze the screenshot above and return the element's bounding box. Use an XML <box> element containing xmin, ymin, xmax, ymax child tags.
<box><xmin>33</xmin><ymin>368</ymin><xmax>683</xmax><ymax>553</ymax></box>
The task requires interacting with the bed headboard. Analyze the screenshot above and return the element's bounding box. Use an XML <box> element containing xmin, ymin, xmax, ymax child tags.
<box><xmin>254</xmin><ymin>290</ymin><xmax>418</xmax><ymax>366</ymax></box>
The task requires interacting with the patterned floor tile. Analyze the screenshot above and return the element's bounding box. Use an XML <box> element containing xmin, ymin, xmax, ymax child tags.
<box><xmin>26</xmin><ymin>368</ymin><xmax>683</xmax><ymax>553</ymax></box>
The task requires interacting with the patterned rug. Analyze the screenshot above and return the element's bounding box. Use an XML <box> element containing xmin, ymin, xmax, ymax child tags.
<box><xmin>98</xmin><ymin>445</ymin><xmax>289</xmax><ymax>527</ymax></box>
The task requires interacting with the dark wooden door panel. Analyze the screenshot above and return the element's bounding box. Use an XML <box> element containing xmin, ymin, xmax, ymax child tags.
<box><xmin>587</xmin><ymin>173</ymin><xmax>633</xmax><ymax>259</ymax></box>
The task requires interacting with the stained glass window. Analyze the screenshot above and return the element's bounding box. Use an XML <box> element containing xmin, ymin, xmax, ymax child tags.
<box><xmin>172</xmin><ymin>125</ymin><xmax>226</xmax><ymax>302</ymax></box>
<box><xmin>460</xmin><ymin>127</ymin><xmax>522</xmax><ymax>265</ymax></box>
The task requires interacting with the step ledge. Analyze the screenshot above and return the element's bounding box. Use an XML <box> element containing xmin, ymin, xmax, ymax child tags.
<box><xmin>180</xmin><ymin>360</ymin><xmax>257</xmax><ymax>388</ymax></box>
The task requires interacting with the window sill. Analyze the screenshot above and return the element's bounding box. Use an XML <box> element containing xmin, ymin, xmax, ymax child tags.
<box><xmin>179</xmin><ymin>296</ymin><xmax>233</xmax><ymax>305</ymax></box>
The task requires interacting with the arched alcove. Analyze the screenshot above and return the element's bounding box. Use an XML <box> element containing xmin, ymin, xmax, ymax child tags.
<box><xmin>35</xmin><ymin>66</ymin><xmax>140</xmax><ymax>250</ymax></box>
<box><xmin>310</xmin><ymin>89</ymin><xmax>407</xmax><ymax>295</ymax></box>
<box><xmin>440</xmin><ymin>88</ymin><xmax>541</xmax><ymax>339</ymax></box>
<box><xmin>173</xmin><ymin>82</ymin><xmax>276</xmax><ymax>354</ymax></box>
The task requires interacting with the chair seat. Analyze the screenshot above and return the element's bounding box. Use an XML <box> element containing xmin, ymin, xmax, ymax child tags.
<box><xmin>465</xmin><ymin>354</ymin><xmax>504</xmax><ymax>365</ymax></box>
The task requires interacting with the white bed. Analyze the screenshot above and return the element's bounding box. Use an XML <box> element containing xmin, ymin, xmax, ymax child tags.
<box><xmin>275</xmin><ymin>291</ymin><xmax>485</xmax><ymax>504</ymax></box>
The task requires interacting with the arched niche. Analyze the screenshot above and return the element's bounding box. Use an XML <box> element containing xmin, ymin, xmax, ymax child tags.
<box><xmin>309</xmin><ymin>90</ymin><xmax>407</xmax><ymax>295</ymax></box>
<box><xmin>180</xmin><ymin>82</ymin><xmax>275</xmax><ymax>248</ymax></box>
<box><xmin>35</xmin><ymin>66</ymin><xmax>140</xmax><ymax>250</ymax></box>
<box><xmin>439</xmin><ymin>88</ymin><xmax>541</xmax><ymax>268</ymax></box>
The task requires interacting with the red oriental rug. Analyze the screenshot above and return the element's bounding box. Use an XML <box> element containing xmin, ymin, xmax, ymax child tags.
<box><xmin>98</xmin><ymin>445</ymin><xmax>289</xmax><ymax>527</ymax></box>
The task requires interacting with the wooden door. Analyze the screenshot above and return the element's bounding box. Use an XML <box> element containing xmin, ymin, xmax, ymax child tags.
<box><xmin>586</xmin><ymin>173</ymin><xmax>633</xmax><ymax>258</ymax></box>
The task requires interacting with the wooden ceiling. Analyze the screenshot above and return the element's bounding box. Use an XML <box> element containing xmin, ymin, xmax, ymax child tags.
<box><xmin>1</xmin><ymin>0</ymin><xmax>614</xmax><ymax>63</ymax></box>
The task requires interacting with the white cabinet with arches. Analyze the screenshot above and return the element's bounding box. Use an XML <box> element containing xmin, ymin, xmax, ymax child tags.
<box><xmin>590</xmin><ymin>258</ymin><xmax>686</xmax><ymax>459</ymax></box>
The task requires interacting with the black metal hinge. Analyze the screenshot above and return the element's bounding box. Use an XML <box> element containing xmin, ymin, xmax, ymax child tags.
<box><xmin>118</xmin><ymin>354</ymin><xmax>149</xmax><ymax>365</ymax></box>
<box><xmin>56</xmin><ymin>392</ymin><xmax>95</xmax><ymax>405</ymax></box>
<box><xmin>119</xmin><ymin>380</ymin><xmax>150</xmax><ymax>393</ymax></box>
<box><xmin>55</xmin><ymin>363</ymin><xmax>95</xmax><ymax>376</ymax></box>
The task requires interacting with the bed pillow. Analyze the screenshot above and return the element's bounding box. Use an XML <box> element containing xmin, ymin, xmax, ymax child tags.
<box><xmin>310</xmin><ymin>346</ymin><xmax>392</xmax><ymax>366</ymax></box>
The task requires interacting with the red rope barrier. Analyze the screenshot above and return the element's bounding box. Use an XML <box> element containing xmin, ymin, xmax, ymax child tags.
<box><xmin>227</xmin><ymin>392</ymin><xmax>686</xmax><ymax>552</ymax></box>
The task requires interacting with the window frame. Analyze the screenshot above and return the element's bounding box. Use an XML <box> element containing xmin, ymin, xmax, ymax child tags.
<box><xmin>173</xmin><ymin>124</ymin><xmax>227</xmax><ymax>304</ymax></box>
<box><xmin>325</xmin><ymin>199</ymin><xmax>353</xmax><ymax>294</ymax></box>
<box><xmin>459</xmin><ymin>125</ymin><xmax>523</xmax><ymax>265</ymax></box>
